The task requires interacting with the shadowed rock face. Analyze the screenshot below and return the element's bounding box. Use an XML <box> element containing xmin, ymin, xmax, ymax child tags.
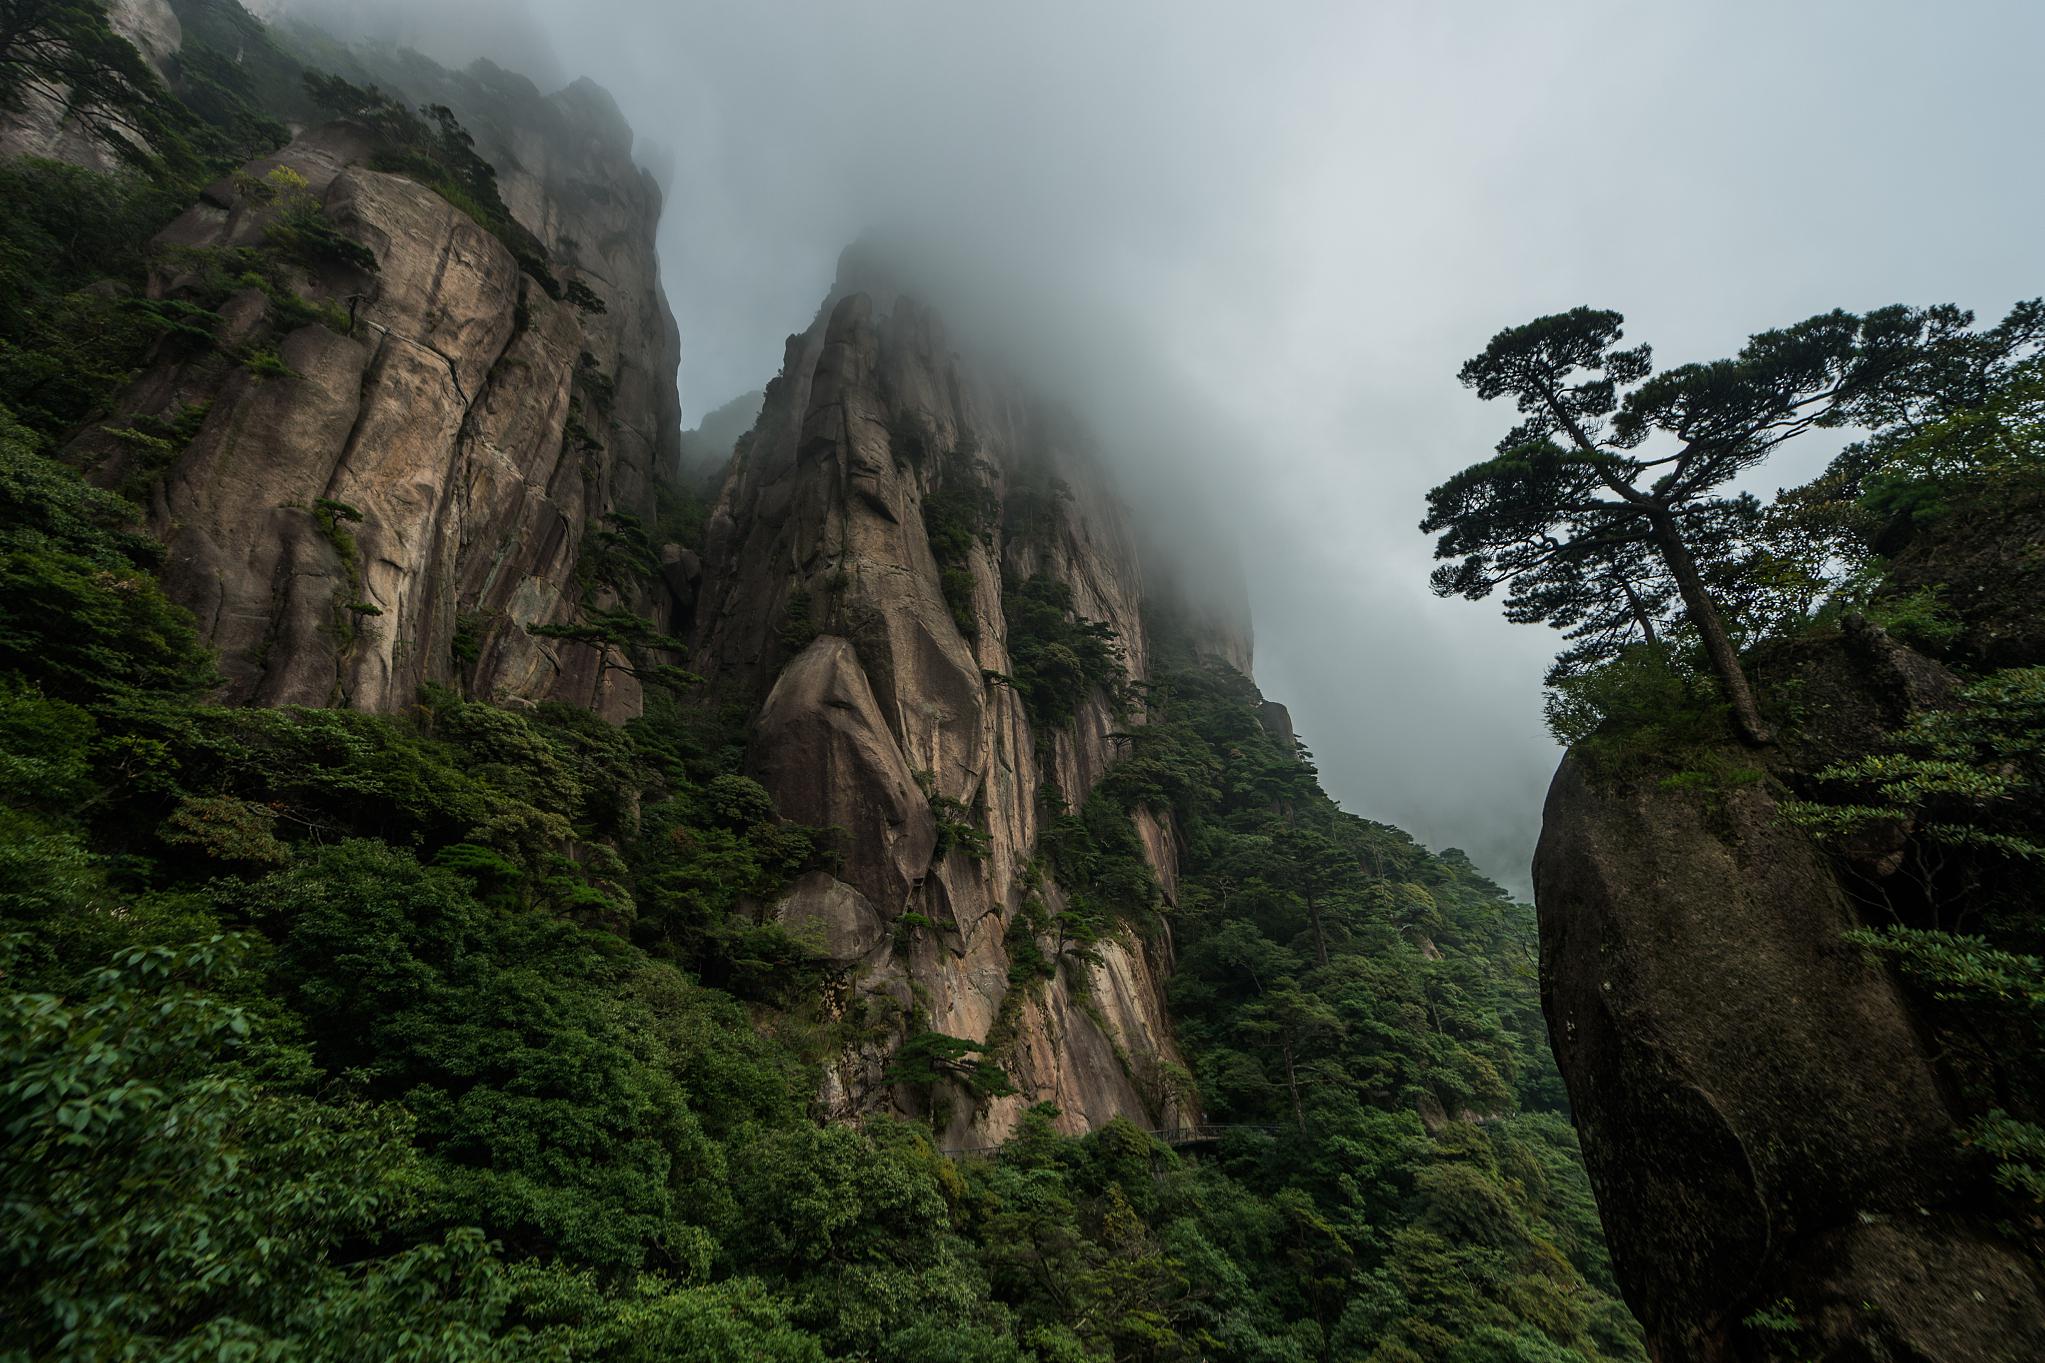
<box><xmin>0</xmin><ymin>0</ymin><xmax>183</xmax><ymax>169</ymax></box>
<box><xmin>71</xmin><ymin>64</ymin><xmax>679</xmax><ymax>720</ymax></box>
<box><xmin>694</xmin><ymin>271</ymin><xmax>1202</xmax><ymax>1145</ymax></box>
<box><xmin>1537</xmin><ymin>660</ymin><xmax>2045</xmax><ymax>1358</ymax></box>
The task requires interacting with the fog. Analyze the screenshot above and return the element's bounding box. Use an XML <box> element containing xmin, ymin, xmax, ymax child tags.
<box><xmin>274</xmin><ymin>0</ymin><xmax>2043</xmax><ymax>895</ymax></box>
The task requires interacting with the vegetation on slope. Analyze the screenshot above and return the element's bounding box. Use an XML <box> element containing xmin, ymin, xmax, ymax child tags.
<box><xmin>0</xmin><ymin>438</ymin><xmax>1644</xmax><ymax>1357</ymax></box>
<box><xmin>0</xmin><ymin>8</ymin><xmax>1643</xmax><ymax>1359</ymax></box>
<box><xmin>0</xmin><ymin>159</ymin><xmax>1640</xmax><ymax>1363</ymax></box>
<box><xmin>1428</xmin><ymin>299</ymin><xmax>2045</xmax><ymax>1342</ymax></box>
<box><xmin>1068</xmin><ymin>637</ymin><xmax>1640</xmax><ymax>1361</ymax></box>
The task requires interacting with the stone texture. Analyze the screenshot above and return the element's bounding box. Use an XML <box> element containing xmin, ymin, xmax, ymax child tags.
<box><xmin>694</xmin><ymin>262</ymin><xmax>1197</xmax><ymax>1145</ymax></box>
<box><xmin>1535</xmin><ymin>464</ymin><xmax>2045</xmax><ymax>1359</ymax></box>
<box><xmin>1256</xmin><ymin>700</ymin><xmax>1296</xmax><ymax>751</ymax></box>
<box><xmin>1881</xmin><ymin>474</ymin><xmax>2045</xmax><ymax>670</ymax></box>
<box><xmin>0</xmin><ymin>1</ymin><xmax>182</xmax><ymax>170</ymax></box>
<box><xmin>754</xmin><ymin>636</ymin><xmax>937</xmax><ymax>913</ymax></box>
<box><xmin>66</xmin><ymin>59</ymin><xmax>680</xmax><ymax>721</ymax></box>
<box><xmin>334</xmin><ymin>57</ymin><xmax>683</xmax><ymax>525</ymax></box>
<box><xmin>1536</xmin><ymin>751</ymin><xmax>2045</xmax><ymax>1360</ymax></box>
<box><xmin>775</xmin><ymin>871</ymin><xmax>890</xmax><ymax>965</ymax></box>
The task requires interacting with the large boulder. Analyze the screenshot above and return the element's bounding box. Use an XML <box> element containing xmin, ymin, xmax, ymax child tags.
<box><xmin>1537</xmin><ymin>751</ymin><xmax>2045</xmax><ymax>1360</ymax></box>
<box><xmin>751</xmin><ymin>636</ymin><xmax>936</xmax><ymax>915</ymax></box>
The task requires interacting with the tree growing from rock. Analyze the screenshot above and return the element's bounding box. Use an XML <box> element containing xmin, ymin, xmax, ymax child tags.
<box><xmin>0</xmin><ymin>0</ymin><xmax>176</xmax><ymax>162</ymax></box>
<box><xmin>1423</xmin><ymin>305</ymin><xmax>1952</xmax><ymax>746</ymax></box>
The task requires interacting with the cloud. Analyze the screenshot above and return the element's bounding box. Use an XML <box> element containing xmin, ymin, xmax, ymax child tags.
<box><xmin>272</xmin><ymin>0</ymin><xmax>2045</xmax><ymax>893</ymax></box>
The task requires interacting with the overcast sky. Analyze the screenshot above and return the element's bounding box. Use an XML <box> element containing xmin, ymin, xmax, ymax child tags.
<box><xmin>281</xmin><ymin>0</ymin><xmax>2043</xmax><ymax>894</ymax></box>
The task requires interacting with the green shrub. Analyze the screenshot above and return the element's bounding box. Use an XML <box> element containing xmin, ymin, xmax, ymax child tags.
<box><xmin>1866</xmin><ymin>585</ymin><xmax>1964</xmax><ymax>653</ymax></box>
<box><xmin>1542</xmin><ymin>647</ymin><xmax>1729</xmax><ymax>756</ymax></box>
<box><xmin>0</xmin><ymin>413</ymin><xmax>212</xmax><ymax>701</ymax></box>
<box><xmin>1002</xmin><ymin>574</ymin><xmax>1129</xmax><ymax>728</ymax></box>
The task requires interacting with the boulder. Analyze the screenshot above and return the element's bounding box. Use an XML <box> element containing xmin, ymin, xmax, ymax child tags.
<box><xmin>774</xmin><ymin>871</ymin><xmax>890</xmax><ymax>965</ymax></box>
<box><xmin>1537</xmin><ymin>751</ymin><xmax>2045</xmax><ymax>1359</ymax></box>
<box><xmin>752</xmin><ymin>636</ymin><xmax>936</xmax><ymax>914</ymax></box>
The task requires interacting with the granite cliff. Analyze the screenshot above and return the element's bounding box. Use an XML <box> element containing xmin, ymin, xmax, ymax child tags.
<box><xmin>1535</xmin><ymin>479</ymin><xmax>2045</xmax><ymax>1362</ymax></box>
<box><xmin>690</xmin><ymin>258</ymin><xmax>1249</xmax><ymax>1144</ymax></box>
<box><xmin>52</xmin><ymin>38</ymin><xmax>680</xmax><ymax>720</ymax></box>
<box><xmin>0</xmin><ymin>9</ymin><xmax>1667</xmax><ymax>1354</ymax></box>
<box><xmin>14</xmin><ymin>6</ymin><xmax>1228</xmax><ymax>1146</ymax></box>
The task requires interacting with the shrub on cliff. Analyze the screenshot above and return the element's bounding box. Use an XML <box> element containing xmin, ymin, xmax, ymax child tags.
<box><xmin>0</xmin><ymin>410</ymin><xmax>212</xmax><ymax>702</ymax></box>
<box><xmin>1003</xmin><ymin>573</ymin><xmax>1131</xmax><ymax>727</ymax></box>
<box><xmin>302</xmin><ymin>71</ymin><xmax>561</xmax><ymax>295</ymax></box>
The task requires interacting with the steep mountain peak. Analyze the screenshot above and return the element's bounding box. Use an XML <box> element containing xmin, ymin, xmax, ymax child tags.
<box><xmin>691</xmin><ymin>275</ymin><xmax>1191</xmax><ymax>1142</ymax></box>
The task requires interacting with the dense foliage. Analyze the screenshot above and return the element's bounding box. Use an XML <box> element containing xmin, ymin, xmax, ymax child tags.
<box><xmin>1003</xmin><ymin>573</ymin><xmax>1133</xmax><ymax>729</ymax></box>
<box><xmin>0</xmin><ymin>254</ymin><xmax>1640</xmax><ymax>1363</ymax></box>
<box><xmin>0</xmin><ymin>392</ymin><xmax>1644</xmax><ymax>1359</ymax></box>
<box><xmin>0</xmin><ymin>385</ymin><xmax>1645</xmax><ymax>1356</ymax></box>
<box><xmin>0</xmin><ymin>7</ymin><xmax>1643</xmax><ymax>1359</ymax></box>
<box><xmin>1085</xmin><ymin>642</ymin><xmax>1639</xmax><ymax>1360</ymax></box>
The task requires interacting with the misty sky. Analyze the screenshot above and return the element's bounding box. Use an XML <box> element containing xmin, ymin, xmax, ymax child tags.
<box><xmin>280</xmin><ymin>0</ymin><xmax>2043</xmax><ymax>894</ymax></box>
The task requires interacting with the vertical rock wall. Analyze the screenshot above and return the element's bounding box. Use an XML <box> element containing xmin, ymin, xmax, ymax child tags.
<box><xmin>22</xmin><ymin>8</ymin><xmax>1209</xmax><ymax>1149</ymax></box>
<box><xmin>68</xmin><ymin>63</ymin><xmax>680</xmax><ymax>720</ymax></box>
<box><xmin>693</xmin><ymin>272</ymin><xmax>1200</xmax><ymax>1146</ymax></box>
<box><xmin>0</xmin><ymin>0</ymin><xmax>185</xmax><ymax>168</ymax></box>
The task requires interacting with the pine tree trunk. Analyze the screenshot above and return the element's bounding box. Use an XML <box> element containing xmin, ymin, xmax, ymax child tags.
<box><xmin>1283</xmin><ymin>1040</ymin><xmax>1305</xmax><ymax>1132</ymax></box>
<box><xmin>1305</xmin><ymin>896</ymin><xmax>1329</xmax><ymax>968</ymax></box>
<box><xmin>1622</xmin><ymin>578</ymin><xmax>1664</xmax><ymax>658</ymax></box>
<box><xmin>1647</xmin><ymin>509</ymin><xmax>1772</xmax><ymax>746</ymax></box>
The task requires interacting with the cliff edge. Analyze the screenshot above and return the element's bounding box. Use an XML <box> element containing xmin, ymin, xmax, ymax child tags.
<box><xmin>1536</xmin><ymin>479</ymin><xmax>2045</xmax><ymax>1361</ymax></box>
<box><xmin>691</xmin><ymin>265</ymin><xmax>1211</xmax><ymax>1145</ymax></box>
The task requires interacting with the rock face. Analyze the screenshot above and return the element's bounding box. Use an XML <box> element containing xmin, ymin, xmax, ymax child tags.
<box><xmin>73</xmin><ymin>64</ymin><xmax>680</xmax><ymax>720</ymax></box>
<box><xmin>26</xmin><ymin>9</ymin><xmax>1199</xmax><ymax>1149</ymax></box>
<box><xmin>0</xmin><ymin>0</ymin><xmax>183</xmax><ymax>169</ymax></box>
<box><xmin>1537</xmin><ymin>628</ymin><xmax>2045</xmax><ymax>1357</ymax></box>
<box><xmin>693</xmin><ymin>266</ymin><xmax>1204</xmax><ymax>1145</ymax></box>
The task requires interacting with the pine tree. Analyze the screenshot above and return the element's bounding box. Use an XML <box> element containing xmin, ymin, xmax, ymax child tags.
<box><xmin>1423</xmin><ymin>305</ymin><xmax>1966</xmax><ymax>745</ymax></box>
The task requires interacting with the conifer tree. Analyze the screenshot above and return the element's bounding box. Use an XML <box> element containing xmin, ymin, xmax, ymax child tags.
<box><xmin>1423</xmin><ymin>305</ymin><xmax>1952</xmax><ymax>745</ymax></box>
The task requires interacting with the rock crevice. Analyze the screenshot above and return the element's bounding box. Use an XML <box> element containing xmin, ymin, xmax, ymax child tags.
<box><xmin>71</xmin><ymin>57</ymin><xmax>681</xmax><ymax>722</ymax></box>
<box><xmin>695</xmin><ymin>268</ymin><xmax>1196</xmax><ymax>1146</ymax></box>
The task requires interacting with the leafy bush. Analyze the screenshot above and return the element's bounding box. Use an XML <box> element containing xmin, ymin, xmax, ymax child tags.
<box><xmin>0</xmin><ymin>411</ymin><xmax>212</xmax><ymax>701</ymax></box>
<box><xmin>0</xmin><ymin>159</ymin><xmax>204</xmax><ymax>439</ymax></box>
<box><xmin>1541</xmin><ymin>646</ymin><xmax>1728</xmax><ymax>756</ymax></box>
<box><xmin>0</xmin><ymin>936</ymin><xmax>532</xmax><ymax>1363</ymax></box>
